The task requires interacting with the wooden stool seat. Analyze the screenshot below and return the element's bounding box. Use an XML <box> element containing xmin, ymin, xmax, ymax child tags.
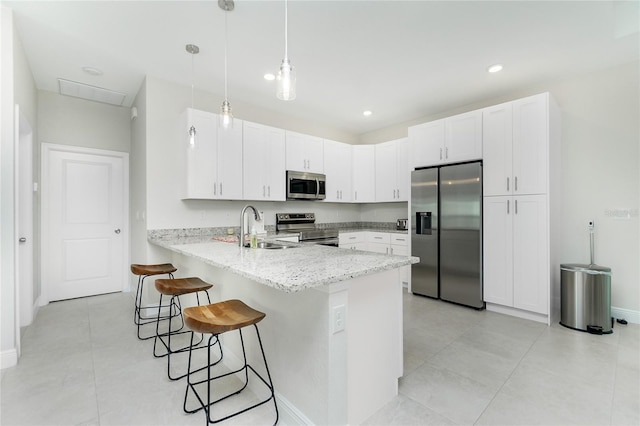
<box><xmin>131</xmin><ymin>263</ymin><xmax>177</xmax><ymax>276</ymax></box>
<box><xmin>155</xmin><ymin>277</ymin><xmax>213</xmax><ymax>297</ymax></box>
<box><xmin>183</xmin><ymin>299</ymin><xmax>265</xmax><ymax>335</ymax></box>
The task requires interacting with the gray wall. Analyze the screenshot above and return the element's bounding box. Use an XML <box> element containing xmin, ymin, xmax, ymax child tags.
<box><xmin>38</xmin><ymin>90</ymin><xmax>131</xmax><ymax>152</ymax></box>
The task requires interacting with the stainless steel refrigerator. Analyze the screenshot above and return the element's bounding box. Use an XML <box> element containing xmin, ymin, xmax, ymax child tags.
<box><xmin>411</xmin><ymin>162</ymin><xmax>484</xmax><ymax>309</ymax></box>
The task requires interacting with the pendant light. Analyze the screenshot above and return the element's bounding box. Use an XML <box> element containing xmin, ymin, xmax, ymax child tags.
<box><xmin>277</xmin><ymin>0</ymin><xmax>296</xmax><ymax>101</ymax></box>
<box><xmin>186</xmin><ymin>43</ymin><xmax>199</xmax><ymax>146</ymax></box>
<box><xmin>219</xmin><ymin>0</ymin><xmax>234</xmax><ymax>129</ymax></box>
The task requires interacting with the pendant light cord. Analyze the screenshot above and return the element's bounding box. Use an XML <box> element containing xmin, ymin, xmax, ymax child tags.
<box><xmin>224</xmin><ymin>10</ymin><xmax>229</xmax><ymax>101</ymax></box>
<box><xmin>284</xmin><ymin>0</ymin><xmax>288</xmax><ymax>59</ymax></box>
<box><xmin>191</xmin><ymin>50</ymin><xmax>195</xmax><ymax>108</ymax></box>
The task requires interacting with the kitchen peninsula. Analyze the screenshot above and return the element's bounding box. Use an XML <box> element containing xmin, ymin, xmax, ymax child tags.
<box><xmin>148</xmin><ymin>230</ymin><xmax>418</xmax><ymax>425</ymax></box>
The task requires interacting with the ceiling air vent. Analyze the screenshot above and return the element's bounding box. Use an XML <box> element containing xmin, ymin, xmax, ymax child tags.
<box><xmin>58</xmin><ymin>78</ymin><xmax>126</xmax><ymax>106</ymax></box>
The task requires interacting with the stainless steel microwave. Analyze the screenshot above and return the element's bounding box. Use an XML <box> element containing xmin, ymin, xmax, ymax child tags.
<box><xmin>286</xmin><ymin>171</ymin><xmax>326</xmax><ymax>200</ymax></box>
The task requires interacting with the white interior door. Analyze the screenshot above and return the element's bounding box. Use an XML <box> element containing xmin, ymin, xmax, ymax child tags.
<box><xmin>43</xmin><ymin>144</ymin><xmax>128</xmax><ymax>302</ymax></box>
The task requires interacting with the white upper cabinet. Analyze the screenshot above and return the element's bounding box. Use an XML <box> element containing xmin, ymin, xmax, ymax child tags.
<box><xmin>483</xmin><ymin>93</ymin><xmax>548</xmax><ymax>196</ymax></box>
<box><xmin>243</xmin><ymin>121</ymin><xmax>286</xmax><ymax>201</ymax></box>
<box><xmin>445</xmin><ymin>110</ymin><xmax>483</xmax><ymax>162</ymax></box>
<box><xmin>352</xmin><ymin>145</ymin><xmax>375</xmax><ymax>203</ymax></box>
<box><xmin>408</xmin><ymin>119</ymin><xmax>444</xmax><ymax>169</ymax></box>
<box><xmin>512</xmin><ymin>94</ymin><xmax>548</xmax><ymax>195</ymax></box>
<box><xmin>482</xmin><ymin>102</ymin><xmax>513</xmax><ymax>196</ymax></box>
<box><xmin>182</xmin><ymin>108</ymin><xmax>243</xmax><ymax>200</ymax></box>
<box><xmin>409</xmin><ymin>111</ymin><xmax>482</xmax><ymax>168</ymax></box>
<box><xmin>216</xmin><ymin>119</ymin><xmax>244</xmax><ymax>200</ymax></box>
<box><xmin>375</xmin><ymin>138</ymin><xmax>408</xmax><ymax>202</ymax></box>
<box><xmin>285</xmin><ymin>131</ymin><xmax>324</xmax><ymax>174</ymax></box>
<box><xmin>323</xmin><ymin>139</ymin><xmax>352</xmax><ymax>202</ymax></box>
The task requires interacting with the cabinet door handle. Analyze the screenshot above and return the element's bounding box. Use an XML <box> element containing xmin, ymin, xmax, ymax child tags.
<box><xmin>515</xmin><ymin>176</ymin><xmax>518</xmax><ymax>192</ymax></box>
<box><xmin>390</xmin><ymin>247</ymin><xmax>394</xmax><ymax>254</ymax></box>
<box><xmin>268</xmin><ymin>186</ymin><xmax>271</xmax><ymax>197</ymax></box>
<box><xmin>220</xmin><ymin>182</ymin><xmax>222</xmax><ymax>196</ymax></box>
<box><xmin>507</xmin><ymin>177</ymin><xmax>510</xmax><ymax>192</ymax></box>
<box><xmin>263</xmin><ymin>185</ymin><xmax>266</xmax><ymax>197</ymax></box>
<box><xmin>397</xmin><ymin>188</ymin><xmax>400</xmax><ymax>199</ymax></box>
<box><xmin>355</xmin><ymin>190</ymin><xmax>358</xmax><ymax>201</ymax></box>
<box><xmin>507</xmin><ymin>199</ymin><xmax>510</xmax><ymax>214</ymax></box>
<box><xmin>439</xmin><ymin>148</ymin><xmax>443</xmax><ymax>160</ymax></box>
<box><xmin>339</xmin><ymin>190</ymin><xmax>342</xmax><ymax>199</ymax></box>
<box><xmin>515</xmin><ymin>199</ymin><xmax>518</xmax><ymax>214</ymax></box>
<box><xmin>393</xmin><ymin>189</ymin><xmax>396</xmax><ymax>198</ymax></box>
<box><xmin>445</xmin><ymin>147</ymin><xmax>449</xmax><ymax>159</ymax></box>
<box><xmin>213</xmin><ymin>182</ymin><xmax>217</xmax><ymax>195</ymax></box>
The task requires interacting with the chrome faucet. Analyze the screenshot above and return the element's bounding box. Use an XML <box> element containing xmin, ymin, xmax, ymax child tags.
<box><xmin>239</xmin><ymin>205</ymin><xmax>260</xmax><ymax>247</ymax></box>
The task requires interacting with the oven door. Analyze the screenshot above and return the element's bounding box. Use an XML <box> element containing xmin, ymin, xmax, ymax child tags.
<box><xmin>287</xmin><ymin>171</ymin><xmax>326</xmax><ymax>200</ymax></box>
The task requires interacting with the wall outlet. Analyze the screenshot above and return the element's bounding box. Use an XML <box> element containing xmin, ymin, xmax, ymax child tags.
<box><xmin>332</xmin><ymin>305</ymin><xmax>346</xmax><ymax>334</ymax></box>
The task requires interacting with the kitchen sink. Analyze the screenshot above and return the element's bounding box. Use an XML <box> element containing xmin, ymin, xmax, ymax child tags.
<box><xmin>256</xmin><ymin>241</ymin><xmax>299</xmax><ymax>250</ymax></box>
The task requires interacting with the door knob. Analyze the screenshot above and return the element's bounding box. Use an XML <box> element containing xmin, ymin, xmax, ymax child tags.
<box><xmin>114</xmin><ymin>229</ymin><xmax>121</xmax><ymax>234</ymax></box>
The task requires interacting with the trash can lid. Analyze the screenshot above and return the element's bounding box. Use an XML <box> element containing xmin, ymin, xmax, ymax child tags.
<box><xmin>561</xmin><ymin>263</ymin><xmax>612</xmax><ymax>275</ymax></box>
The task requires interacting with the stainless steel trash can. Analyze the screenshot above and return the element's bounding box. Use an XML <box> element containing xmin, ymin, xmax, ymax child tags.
<box><xmin>560</xmin><ymin>263</ymin><xmax>612</xmax><ymax>334</ymax></box>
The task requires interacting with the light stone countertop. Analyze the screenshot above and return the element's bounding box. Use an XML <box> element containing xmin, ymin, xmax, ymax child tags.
<box><xmin>149</xmin><ymin>234</ymin><xmax>419</xmax><ymax>293</ymax></box>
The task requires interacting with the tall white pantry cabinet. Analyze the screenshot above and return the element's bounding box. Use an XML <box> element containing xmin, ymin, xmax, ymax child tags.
<box><xmin>482</xmin><ymin>93</ymin><xmax>561</xmax><ymax>324</ymax></box>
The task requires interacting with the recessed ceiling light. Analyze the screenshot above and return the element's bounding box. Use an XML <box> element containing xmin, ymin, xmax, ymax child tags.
<box><xmin>487</xmin><ymin>64</ymin><xmax>503</xmax><ymax>73</ymax></box>
<box><xmin>82</xmin><ymin>66</ymin><xmax>103</xmax><ymax>76</ymax></box>
<box><xmin>264</xmin><ymin>73</ymin><xmax>276</xmax><ymax>81</ymax></box>
<box><xmin>363</xmin><ymin>110</ymin><xmax>372</xmax><ymax>117</ymax></box>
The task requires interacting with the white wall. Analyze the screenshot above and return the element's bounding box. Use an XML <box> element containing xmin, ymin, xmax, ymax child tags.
<box><xmin>362</xmin><ymin>60</ymin><xmax>640</xmax><ymax>315</ymax></box>
<box><xmin>129</xmin><ymin>81</ymin><xmax>148</xmax><ymax>286</ymax></box>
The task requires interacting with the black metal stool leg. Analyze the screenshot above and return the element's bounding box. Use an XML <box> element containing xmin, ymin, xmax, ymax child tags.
<box><xmin>154</xmin><ymin>290</ymin><xmax>220</xmax><ymax>381</ymax></box>
<box><xmin>183</xmin><ymin>323</ymin><xmax>277</xmax><ymax>425</ymax></box>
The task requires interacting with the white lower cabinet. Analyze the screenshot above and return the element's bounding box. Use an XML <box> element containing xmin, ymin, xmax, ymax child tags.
<box><xmin>338</xmin><ymin>232</ymin><xmax>367</xmax><ymax>251</ymax></box>
<box><xmin>367</xmin><ymin>232</ymin><xmax>392</xmax><ymax>254</ymax></box>
<box><xmin>483</xmin><ymin>194</ymin><xmax>548</xmax><ymax>315</ymax></box>
<box><xmin>339</xmin><ymin>231</ymin><xmax>410</xmax><ymax>284</ymax></box>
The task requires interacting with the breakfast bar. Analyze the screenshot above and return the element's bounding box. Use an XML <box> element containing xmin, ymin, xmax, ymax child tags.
<box><xmin>148</xmin><ymin>231</ymin><xmax>418</xmax><ymax>425</ymax></box>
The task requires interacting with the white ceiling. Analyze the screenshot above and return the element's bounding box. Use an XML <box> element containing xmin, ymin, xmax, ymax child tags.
<box><xmin>4</xmin><ymin>0</ymin><xmax>639</xmax><ymax>136</ymax></box>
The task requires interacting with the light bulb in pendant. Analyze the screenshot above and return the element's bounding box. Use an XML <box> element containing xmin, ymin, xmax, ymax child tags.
<box><xmin>188</xmin><ymin>125</ymin><xmax>196</xmax><ymax>146</ymax></box>
<box><xmin>277</xmin><ymin>58</ymin><xmax>296</xmax><ymax>101</ymax></box>
<box><xmin>220</xmin><ymin>99</ymin><xmax>233</xmax><ymax>129</ymax></box>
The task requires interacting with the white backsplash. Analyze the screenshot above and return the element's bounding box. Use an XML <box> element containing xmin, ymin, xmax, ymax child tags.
<box><xmin>180</xmin><ymin>199</ymin><xmax>407</xmax><ymax>229</ymax></box>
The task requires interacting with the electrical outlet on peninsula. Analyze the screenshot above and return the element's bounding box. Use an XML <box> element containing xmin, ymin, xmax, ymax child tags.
<box><xmin>332</xmin><ymin>305</ymin><xmax>346</xmax><ymax>334</ymax></box>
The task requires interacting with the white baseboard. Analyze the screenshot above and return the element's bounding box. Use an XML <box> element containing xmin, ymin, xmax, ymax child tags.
<box><xmin>485</xmin><ymin>303</ymin><xmax>549</xmax><ymax>324</ymax></box>
<box><xmin>612</xmin><ymin>306</ymin><xmax>640</xmax><ymax>325</ymax></box>
<box><xmin>275</xmin><ymin>391</ymin><xmax>315</xmax><ymax>425</ymax></box>
<box><xmin>1</xmin><ymin>348</ymin><xmax>18</xmax><ymax>370</ymax></box>
<box><xmin>214</xmin><ymin>341</ymin><xmax>313</xmax><ymax>425</ymax></box>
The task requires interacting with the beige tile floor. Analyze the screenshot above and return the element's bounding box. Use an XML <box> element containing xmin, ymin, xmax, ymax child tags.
<box><xmin>1</xmin><ymin>290</ymin><xmax>638</xmax><ymax>425</ymax></box>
